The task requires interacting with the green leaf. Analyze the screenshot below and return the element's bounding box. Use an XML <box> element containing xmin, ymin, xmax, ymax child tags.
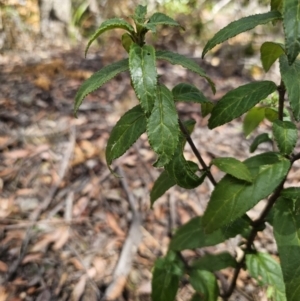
<box><xmin>156</xmin><ymin>50</ymin><xmax>216</xmax><ymax>93</ymax></box>
<box><xmin>152</xmin><ymin>252</ymin><xmax>184</xmax><ymax>301</ymax></box>
<box><xmin>106</xmin><ymin>105</ymin><xmax>146</xmax><ymax>167</ymax></box>
<box><xmin>85</xmin><ymin>18</ymin><xmax>135</xmax><ymax>56</ymax></box>
<box><xmin>146</xmin><ymin>12</ymin><xmax>183</xmax><ymax>33</ymax></box>
<box><xmin>169</xmin><ymin>216</ymin><xmax>251</xmax><ymax>251</ymax></box>
<box><xmin>212</xmin><ymin>157</ymin><xmax>253</xmax><ymax>183</ymax></box>
<box><xmin>74</xmin><ymin>59</ymin><xmax>129</xmax><ymax>116</ymax></box>
<box><xmin>280</xmin><ymin>55</ymin><xmax>300</xmax><ymax>121</ymax></box>
<box><xmin>192</xmin><ymin>252</ymin><xmax>236</xmax><ymax>271</ymax></box>
<box><xmin>208</xmin><ymin>81</ymin><xmax>277</xmax><ymax>129</ymax></box>
<box><xmin>272</xmin><ymin>120</ymin><xmax>298</xmax><ymax>155</ymax></box>
<box><xmin>243</xmin><ymin>107</ymin><xmax>265</xmax><ymax>136</ymax></box>
<box><xmin>201</xmin><ymin>102</ymin><xmax>214</xmax><ymax>117</ymax></box>
<box><xmin>189</xmin><ymin>270</ymin><xmax>219</xmax><ymax>301</ymax></box>
<box><xmin>133</xmin><ymin>5</ymin><xmax>147</xmax><ymax>23</ymax></box>
<box><xmin>150</xmin><ymin>170</ymin><xmax>176</xmax><ymax>206</ymax></box>
<box><xmin>283</xmin><ymin>0</ymin><xmax>300</xmax><ymax>65</ymax></box>
<box><xmin>172</xmin><ymin>83</ymin><xmax>211</xmax><ymax>104</ymax></box>
<box><xmin>250</xmin><ymin>133</ymin><xmax>272</xmax><ymax>153</ymax></box>
<box><xmin>129</xmin><ymin>43</ymin><xmax>157</xmax><ymax>114</ymax></box>
<box><xmin>246</xmin><ymin>252</ymin><xmax>286</xmax><ymax>301</ymax></box>
<box><xmin>147</xmin><ymin>85</ymin><xmax>179</xmax><ymax>167</ymax></box>
<box><xmin>271</xmin><ymin>0</ymin><xmax>283</xmax><ymax>12</ymax></box>
<box><xmin>202</xmin><ymin>11</ymin><xmax>282</xmax><ymax>58</ymax></box>
<box><xmin>121</xmin><ymin>33</ymin><xmax>134</xmax><ymax>53</ymax></box>
<box><xmin>265</xmin><ymin>107</ymin><xmax>279</xmax><ymax>122</ymax></box>
<box><xmin>273</xmin><ymin>197</ymin><xmax>300</xmax><ymax>301</ymax></box>
<box><xmin>280</xmin><ymin>187</ymin><xmax>300</xmax><ymax>201</ymax></box>
<box><xmin>260</xmin><ymin>42</ymin><xmax>285</xmax><ymax>72</ymax></box>
<box><xmin>202</xmin><ymin>152</ymin><xmax>290</xmax><ymax>233</ymax></box>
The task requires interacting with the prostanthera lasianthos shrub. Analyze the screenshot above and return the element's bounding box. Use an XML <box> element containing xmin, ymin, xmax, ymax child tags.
<box><xmin>75</xmin><ymin>2</ymin><xmax>300</xmax><ymax>301</ymax></box>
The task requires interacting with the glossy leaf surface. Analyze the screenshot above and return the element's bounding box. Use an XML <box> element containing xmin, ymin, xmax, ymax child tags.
<box><xmin>147</xmin><ymin>85</ymin><xmax>179</xmax><ymax>167</ymax></box>
<box><xmin>280</xmin><ymin>55</ymin><xmax>300</xmax><ymax>120</ymax></box>
<box><xmin>202</xmin><ymin>152</ymin><xmax>290</xmax><ymax>233</ymax></box>
<box><xmin>273</xmin><ymin>196</ymin><xmax>300</xmax><ymax>301</ymax></box>
<box><xmin>172</xmin><ymin>83</ymin><xmax>210</xmax><ymax>103</ymax></box>
<box><xmin>212</xmin><ymin>157</ymin><xmax>253</xmax><ymax>183</ymax></box>
<box><xmin>74</xmin><ymin>59</ymin><xmax>129</xmax><ymax>116</ymax></box>
<box><xmin>202</xmin><ymin>11</ymin><xmax>282</xmax><ymax>58</ymax></box>
<box><xmin>283</xmin><ymin>0</ymin><xmax>300</xmax><ymax>64</ymax></box>
<box><xmin>106</xmin><ymin>105</ymin><xmax>146</xmax><ymax>166</ymax></box>
<box><xmin>243</xmin><ymin>107</ymin><xmax>265</xmax><ymax>136</ymax></box>
<box><xmin>85</xmin><ymin>18</ymin><xmax>134</xmax><ymax>56</ymax></box>
<box><xmin>208</xmin><ymin>81</ymin><xmax>277</xmax><ymax>129</ymax></box>
<box><xmin>261</xmin><ymin>42</ymin><xmax>285</xmax><ymax>72</ymax></box>
<box><xmin>250</xmin><ymin>133</ymin><xmax>272</xmax><ymax>153</ymax></box>
<box><xmin>156</xmin><ymin>50</ymin><xmax>215</xmax><ymax>93</ymax></box>
<box><xmin>246</xmin><ymin>252</ymin><xmax>286</xmax><ymax>301</ymax></box>
<box><xmin>273</xmin><ymin>120</ymin><xmax>298</xmax><ymax>155</ymax></box>
<box><xmin>129</xmin><ymin>43</ymin><xmax>157</xmax><ymax>114</ymax></box>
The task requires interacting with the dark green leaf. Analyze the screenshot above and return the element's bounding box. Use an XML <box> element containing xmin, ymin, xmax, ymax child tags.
<box><xmin>265</xmin><ymin>107</ymin><xmax>279</xmax><ymax>121</ymax></box>
<box><xmin>271</xmin><ymin>0</ymin><xmax>283</xmax><ymax>12</ymax></box>
<box><xmin>156</xmin><ymin>50</ymin><xmax>216</xmax><ymax>93</ymax></box>
<box><xmin>147</xmin><ymin>85</ymin><xmax>179</xmax><ymax>167</ymax></box>
<box><xmin>146</xmin><ymin>12</ymin><xmax>183</xmax><ymax>33</ymax></box>
<box><xmin>172</xmin><ymin>83</ymin><xmax>211</xmax><ymax>103</ymax></box>
<box><xmin>189</xmin><ymin>270</ymin><xmax>219</xmax><ymax>301</ymax></box>
<box><xmin>152</xmin><ymin>252</ymin><xmax>184</xmax><ymax>301</ymax></box>
<box><xmin>212</xmin><ymin>157</ymin><xmax>253</xmax><ymax>183</ymax></box>
<box><xmin>202</xmin><ymin>152</ymin><xmax>290</xmax><ymax>233</ymax></box>
<box><xmin>85</xmin><ymin>18</ymin><xmax>135</xmax><ymax>56</ymax></box>
<box><xmin>129</xmin><ymin>43</ymin><xmax>157</xmax><ymax>114</ymax></box>
<box><xmin>283</xmin><ymin>0</ymin><xmax>300</xmax><ymax>65</ymax></box>
<box><xmin>106</xmin><ymin>105</ymin><xmax>146</xmax><ymax>167</ymax></box>
<box><xmin>273</xmin><ymin>197</ymin><xmax>300</xmax><ymax>301</ymax></box>
<box><xmin>133</xmin><ymin>5</ymin><xmax>147</xmax><ymax>23</ymax></box>
<box><xmin>150</xmin><ymin>170</ymin><xmax>176</xmax><ymax>206</ymax></box>
<box><xmin>272</xmin><ymin>120</ymin><xmax>298</xmax><ymax>155</ymax></box>
<box><xmin>202</xmin><ymin>11</ymin><xmax>282</xmax><ymax>58</ymax></box>
<box><xmin>74</xmin><ymin>59</ymin><xmax>129</xmax><ymax>116</ymax></box>
<box><xmin>280</xmin><ymin>55</ymin><xmax>300</xmax><ymax>121</ymax></box>
<box><xmin>250</xmin><ymin>133</ymin><xmax>272</xmax><ymax>153</ymax></box>
<box><xmin>261</xmin><ymin>42</ymin><xmax>285</xmax><ymax>72</ymax></box>
<box><xmin>243</xmin><ymin>107</ymin><xmax>265</xmax><ymax>136</ymax></box>
<box><xmin>280</xmin><ymin>187</ymin><xmax>300</xmax><ymax>201</ymax></box>
<box><xmin>192</xmin><ymin>252</ymin><xmax>236</xmax><ymax>271</ymax></box>
<box><xmin>121</xmin><ymin>33</ymin><xmax>134</xmax><ymax>53</ymax></box>
<box><xmin>208</xmin><ymin>81</ymin><xmax>277</xmax><ymax>129</ymax></box>
<box><xmin>201</xmin><ymin>102</ymin><xmax>214</xmax><ymax>117</ymax></box>
<box><xmin>246</xmin><ymin>252</ymin><xmax>286</xmax><ymax>301</ymax></box>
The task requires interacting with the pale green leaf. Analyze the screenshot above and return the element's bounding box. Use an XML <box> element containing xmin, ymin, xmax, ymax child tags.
<box><xmin>147</xmin><ymin>85</ymin><xmax>179</xmax><ymax>167</ymax></box>
<box><xmin>74</xmin><ymin>59</ymin><xmax>129</xmax><ymax>116</ymax></box>
<box><xmin>150</xmin><ymin>170</ymin><xmax>176</xmax><ymax>206</ymax></box>
<box><xmin>212</xmin><ymin>157</ymin><xmax>253</xmax><ymax>183</ymax></box>
<box><xmin>156</xmin><ymin>50</ymin><xmax>216</xmax><ymax>93</ymax></box>
<box><xmin>280</xmin><ymin>55</ymin><xmax>300</xmax><ymax>121</ymax></box>
<box><xmin>106</xmin><ymin>105</ymin><xmax>146</xmax><ymax>166</ymax></box>
<box><xmin>201</xmin><ymin>102</ymin><xmax>214</xmax><ymax>117</ymax></box>
<box><xmin>243</xmin><ymin>107</ymin><xmax>265</xmax><ymax>136</ymax></box>
<box><xmin>265</xmin><ymin>107</ymin><xmax>279</xmax><ymax>121</ymax></box>
<box><xmin>283</xmin><ymin>0</ymin><xmax>300</xmax><ymax>65</ymax></box>
<box><xmin>208</xmin><ymin>81</ymin><xmax>277</xmax><ymax>129</ymax></box>
<box><xmin>246</xmin><ymin>252</ymin><xmax>286</xmax><ymax>301</ymax></box>
<box><xmin>274</xmin><ymin>197</ymin><xmax>300</xmax><ymax>301</ymax></box>
<box><xmin>129</xmin><ymin>43</ymin><xmax>157</xmax><ymax>114</ymax></box>
<box><xmin>85</xmin><ymin>18</ymin><xmax>135</xmax><ymax>56</ymax></box>
<box><xmin>172</xmin><ymin>83</ymin><xmax>211</xmax><ymax>103</ymax></box>
<box><xmin>192</xmin><ymin>252</ymin><xmax>236</xmax><ymax>271</ymax></box>
<box><xmin>202</xmin><ymin>152</ymin><xmax>290</xmax><ymax>233</ymax></box>
<box><xmin>250</xmin><ymin>133</ymin><xmax>272</xmax><ymax>153</ymax></box>
<box><xmin>133</xmin><ymin>5</ymin><xmax>147</xmax><ymax>23</ymax></box>
<box><xmin>146</xmin><ymin>12</ymin><xmax>183</xmax><ymax>33</ymax></box>
<box><xmin>189</xmin><ymin>270</ymin><xmax>219</xmax><ymax>301</ymax></box>
<box><xmin>273</xmin><ymin>120</ymin><xmax>298</xmax><ymax>155</ymax></box>
<box><xmin>261</xmin><ymin>42</ymin><xmax>285</xmax><ymax>72</ymax></box>
<box><xmin>121</xmin><ymin>33</ymin><xmax>134</xmax><ymax>53</ymax></box>
<box><xmin>202</xmin><ymin>11</ymin><xmax>282</xmax><ymax>58</ymax></box>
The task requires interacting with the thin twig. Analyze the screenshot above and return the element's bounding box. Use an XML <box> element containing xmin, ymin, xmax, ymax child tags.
<box><xmin>178</xmin><ymin>119</ymin><xmax>217</xmax><ymax>186</ymax></box>
<box><xmin>277</xmin><ymin>80</ymin><xmax>286</xmax><ymax>121</ymax></box>
<box><xmin>291</xmin><ymin>152</ymin><xmax>300</xmax><ymax>163</ymax></box>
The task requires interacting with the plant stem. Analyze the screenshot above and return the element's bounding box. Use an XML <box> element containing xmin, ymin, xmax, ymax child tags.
<box><xmin>178</xmin><ymin>119</ymin><xmax>217</xmax><ymax>186</ymax></box>
<box><xmin>277</xmin><ymin>80</ymin><xmax>286</xmax><ymax>121</ymax></box>
<box><xmin>291</xmin><ymin>152</ymin><xmax>300</xmax><ymax>163</ymax></box>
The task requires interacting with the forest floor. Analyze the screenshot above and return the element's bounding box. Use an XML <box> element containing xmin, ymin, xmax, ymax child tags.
<box><xmin>1</xmin><ymin>15</ymin><xmax>300</xmax><ymax>301</ymax></box>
